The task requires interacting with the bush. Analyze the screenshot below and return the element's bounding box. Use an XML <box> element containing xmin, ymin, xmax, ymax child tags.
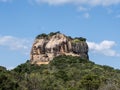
<box><xmin>36</xmin><ymin>33</ymin><xmax>48</xmax><ymax>39</ymax></box>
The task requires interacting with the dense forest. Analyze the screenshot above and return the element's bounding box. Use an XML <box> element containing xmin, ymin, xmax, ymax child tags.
<box><xmin>1</xmin><ymin>55</ymin><xmax>120</xmax><ymax>90</ymax></box>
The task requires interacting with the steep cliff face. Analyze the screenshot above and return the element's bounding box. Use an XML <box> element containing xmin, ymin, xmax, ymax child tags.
<box><xmin>30</xmin><ymin>32</ymin><xmax>89</xmax><ymax>65</ymax></box>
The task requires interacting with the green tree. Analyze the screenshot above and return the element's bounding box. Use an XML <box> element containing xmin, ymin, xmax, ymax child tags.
<box><xmin>81</xmin><ymin>74</ymin><xmax>101</xmax><ymax>90</ymax></box>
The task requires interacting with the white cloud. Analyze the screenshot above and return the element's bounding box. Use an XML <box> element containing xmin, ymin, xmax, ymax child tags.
<box><xmin>7</xmin><ymin>66</ymin><xmax>15</xmax><ymax>70</ymax></box>
<box><xmin>34</xmin><ymin>0</ymin><xmax>120</xmax><ymax>6</ymax></box>
<box><xmin>0</xmin><ymin>36</ymin><xmax>32</xmax><ymax>54</ymax></box>
<box><xmin>87</xmin><ymin>40</ymin><xmax>120</xmax><ymax>57</ymax></box>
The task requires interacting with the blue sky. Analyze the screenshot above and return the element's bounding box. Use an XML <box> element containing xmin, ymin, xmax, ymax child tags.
<box><xmin>0</xmin><ymin>0</ymin><xmax>120</xmax><ymax>69</ymax></box>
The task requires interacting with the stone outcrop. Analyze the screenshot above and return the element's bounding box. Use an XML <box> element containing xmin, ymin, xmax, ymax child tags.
<box><xmin>30</xmin><ymin>32</ymin><xmax>89</xmax><ymax>65</ymax></box>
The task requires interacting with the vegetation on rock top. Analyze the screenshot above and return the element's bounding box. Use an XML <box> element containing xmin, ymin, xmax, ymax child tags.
<box><xmin>36</xmin><ymin>31</ymin><xmax>61</xmax><ymax>39</ymax></box>
<box><xmin>35</xmin><ymin>32</ymin><xmax>86</xmax><ymax>42</ymax></box>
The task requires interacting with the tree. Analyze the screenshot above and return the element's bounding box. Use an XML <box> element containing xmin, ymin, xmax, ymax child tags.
<box><xmin>81</xmin><ymin>74</ymin><xmax>101</xmax><ymax>90</ymax></box>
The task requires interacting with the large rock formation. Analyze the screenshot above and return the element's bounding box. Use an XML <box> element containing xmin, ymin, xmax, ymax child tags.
<box><xmin>30</xmin><ymin>32</ymin><xmax>89</xmax><ymax>65</ymax></box>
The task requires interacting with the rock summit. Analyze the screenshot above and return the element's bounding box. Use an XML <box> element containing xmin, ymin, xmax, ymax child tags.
<box><xmin>30</xmin><ymin>32</ymin><xmax>89</xmax><ymax>65</ymax></box>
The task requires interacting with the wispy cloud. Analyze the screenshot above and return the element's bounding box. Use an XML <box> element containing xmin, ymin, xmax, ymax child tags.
<box><xmin>107</xmin><ymin>8</ymin><xmax>113</xmax><ymax>14</ymax></box>
<box><xmin>0</xmin><ymin>36</ymin><xmax>32</xmax><ymax>54</ymax></box>
<box><xmin>87</xmin><ymin>40</ymin><xmax>120</xmax><ymax>57</ymax></box>
<box><xmin>83</xmin><ymin>13</ymin><xmax>90</xmax><ymax>18</ymax></box>
<box><xmin>0</xmin><ymin>0</ymin><xmax>12</xmax><ymax>2</ymax></box>
<box><xmin>77</xmin><ymin>6</ymin><xmax>90</xmax><ymax>19</ymax></box>
<box><xmin>77</xmin><ymin>6</ymin><xmax>88</xmax><ymax>12</ymax></box>
<box><xmin>34</xmin><ymin>0</ymin><xmax>120</xmax><ymax>18</ymax></box>
<box><xmin>34</xmin><ymin>0</ymin><xmax>120</xmax><ymax>6</ymax></box>
<box><xmin>116</xmin><ymin>14</ymin><xmax>120</xmax><ymax>18</ymax></box>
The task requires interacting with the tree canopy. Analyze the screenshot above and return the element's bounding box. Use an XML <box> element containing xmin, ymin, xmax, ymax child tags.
<box><xmin>0</xmin><ymin>55</ymin><xmax>120</xmax><ymax>90</ymax></box>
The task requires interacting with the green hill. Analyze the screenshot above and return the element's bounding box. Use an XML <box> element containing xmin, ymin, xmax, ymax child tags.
<box><xmin>1</xmin><ymin>55</ymin><xmax>120</xmax><ymax>90</ymax></box>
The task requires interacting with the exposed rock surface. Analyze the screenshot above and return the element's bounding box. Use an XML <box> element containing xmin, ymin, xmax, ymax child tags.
<box><xmin>30</xmin><ymin>32</ymin><xmax>89</xmax><ymax>65</ymax></box>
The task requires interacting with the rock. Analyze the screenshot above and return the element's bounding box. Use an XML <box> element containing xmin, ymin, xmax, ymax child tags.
<box><xmin>30</xmin><ymin>32</ymin><xmax>89</xmax><ymax>65</ymax></box>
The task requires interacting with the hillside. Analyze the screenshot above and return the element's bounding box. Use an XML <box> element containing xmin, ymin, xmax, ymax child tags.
<box><xmin>0</xmin><ymin>55</ymin><xmax>120</xmax><ymax>90</ymax></box>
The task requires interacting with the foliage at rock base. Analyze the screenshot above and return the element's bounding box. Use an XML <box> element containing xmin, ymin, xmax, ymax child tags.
<box><xmin>0</xmin><ymin>55</ymin><xmax>120</xmax><ymax>90</ymax></box>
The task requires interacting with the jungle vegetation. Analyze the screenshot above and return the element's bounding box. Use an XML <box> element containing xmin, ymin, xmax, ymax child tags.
<box><xmin>0</xmin><ymin>55</ymin><xmax>120</xmax><ymax>90</ymax></box>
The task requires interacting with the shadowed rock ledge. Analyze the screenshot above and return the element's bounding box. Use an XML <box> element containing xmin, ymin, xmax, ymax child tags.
<box><xmin>30</xmin><ymin>32</ymin><xmax>89</xmax><ymax>65</ymax></box>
